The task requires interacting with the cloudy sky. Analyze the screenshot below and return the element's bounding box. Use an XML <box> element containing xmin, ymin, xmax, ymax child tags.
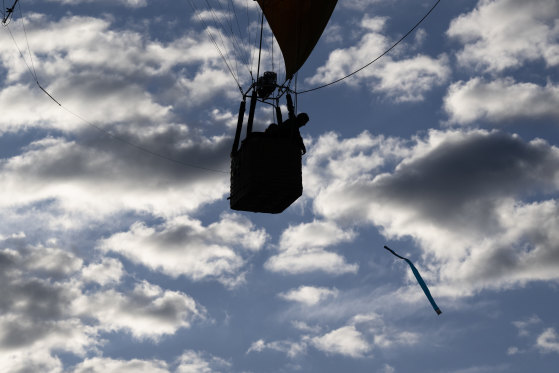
<box><xmin>1</xmin><ymin>0</ymin><xmax>559</xmax><ymax>372</ymax></box>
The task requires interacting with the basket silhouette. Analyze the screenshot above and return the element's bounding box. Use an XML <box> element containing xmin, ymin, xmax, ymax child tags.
<box><xmin>230</xmin><ymin>133</ymin><xmax>302</xmax><ymax>213</ymax></box>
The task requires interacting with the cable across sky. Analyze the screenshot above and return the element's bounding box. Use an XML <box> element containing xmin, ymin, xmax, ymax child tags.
<box><xmin>3</xmin><ymin>1</ymin><xmax>229</xmax><ymax>174</ymax></box>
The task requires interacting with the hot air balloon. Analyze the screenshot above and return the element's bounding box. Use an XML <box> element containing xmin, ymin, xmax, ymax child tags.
<box><xmin>219</xmin><ymin>0</ymin><xmax>338</xmax><ymax>213</ymax></box>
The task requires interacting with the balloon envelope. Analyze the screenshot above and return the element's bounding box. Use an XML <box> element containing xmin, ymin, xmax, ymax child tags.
<box><xmin>257</xmin><ymin>0</ymin><xmax>338</xmax><ymax>79</ymax></box>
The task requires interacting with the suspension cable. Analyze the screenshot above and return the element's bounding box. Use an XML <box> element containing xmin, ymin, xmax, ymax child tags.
<box><xmin>227</xmin><ymin>0</ymin><xmax>251</xmax><ymax>71</ymax></box>
<box><xmin>188</xmin><ymin>0</ymin><xmax>244</xmax><ymax>94</ymax></box>
<box><xmin>207</xmin><ymin>0</ymin><xmax>245</xmax><ymax>79</ymax></box>
<box><xmin>296</xmin><ymin>0</ymin><xmax>443</xmax><ymax>95</ymax></box>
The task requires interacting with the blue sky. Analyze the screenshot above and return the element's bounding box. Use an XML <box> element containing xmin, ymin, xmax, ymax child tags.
<box><xmin>1</xmin><ymin>0</ymin><xmax>559</xmax><ymax>372</ymax></box>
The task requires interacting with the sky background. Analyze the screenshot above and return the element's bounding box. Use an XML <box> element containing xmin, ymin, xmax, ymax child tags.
<box><xmin>1</xmin><ymin>0</ymin><xmax>559</xmax><ymax>372</ymax></box>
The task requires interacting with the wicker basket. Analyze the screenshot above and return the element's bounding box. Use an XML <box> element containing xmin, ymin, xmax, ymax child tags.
<box><xmin>230</xmin><ymin>133</ymin><xmax>302</xmax><ymax>213</ymax></box>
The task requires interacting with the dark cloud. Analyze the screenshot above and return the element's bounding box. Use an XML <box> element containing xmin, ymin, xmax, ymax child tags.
<box><xmin>0</xmin><ymin>233</ymin><xmax>205</xmax><ymax>367</ymax></box>
<box><xmin>16</xmin><ymin>125</ymin><xmax>230</xmax><ymax>182</ymax></box>
<box><xmin>0</xmin><ymin>248</ymin><xmax>17</xmax><ymax>270</ymax></box>
<box><xmin>308</xmin><ymin>129</ymin><xmax>559</xmax><ymax>294</ymax></box>
<box><xmin>461</xmin><ymin>201</ymin><xmax>559</xmax><ymax>286</ymax></box>
<box><xmin>374</xmin><ymin>130</ymin><xmax>559</xmax><ymax>225</ymax></box>
<box><xmin>6</xmin><ymin>279</ymin><xmax>71</xmax><ymax>321</ymax></box>
<box><xmin>0</xmin><ymin>282</ymin><xmax>76</xmax><ymax>352</ymax></box>
<box><xmin>0</xmin><ymin>239</ymin><xmax>75</xmax><ymax>319</ymax></box>
<box><xmin>1</xmin><ymin>315</ymin><xmax>58</xmax><ymax>349</ymax></box>
<box><xmin>0</xmin><ymin>128</ymin><xmax>230</xmax><ymax>217</ymax></box>
<box><xmin>79</xmin><ymin>282</ymin><xmax>204</xmax><ymax>337</ymax></box>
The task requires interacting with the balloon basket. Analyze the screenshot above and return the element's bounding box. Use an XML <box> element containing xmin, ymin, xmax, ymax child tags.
<box><xmin>230</xmin><ymin>133</ymin><xmax>302</xmax><ymax>214</ymax></box>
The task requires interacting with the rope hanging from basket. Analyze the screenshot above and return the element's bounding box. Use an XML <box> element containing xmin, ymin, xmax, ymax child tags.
<box><xmin>384</xmin><ymin>245</ymin><xmax>442</xmax><ymax>315</ymax></box>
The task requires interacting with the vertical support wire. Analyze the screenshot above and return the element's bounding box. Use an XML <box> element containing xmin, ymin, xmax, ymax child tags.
<box><xmin>213</xmin><ymin>0</ymin><xmax>249</xmax><ymax>78</ymax></box>
<box><xmin>256</xmin><ymin>10</ymin><xmax>264</xmax><ymax>82</ymax></box>
<box><xmin>202</xmin><ymin>0</ymin><xmax>241</xmax><ymax>81</ymax></box>
<box><xmin>228</xmin><ymin>0</ymin><xmax>250</xmax><ymax>70</ymax></box>
<box><xmin>249</xmin><ymin>7</ymin><xmax>262</xmax><ymax>83</ymax></box>
<box><xmin>245</xmin><ymin>0</ymin><xmax>253</xmax><ymax>79</ymax></box>
<box><xmin>187</xmin><ymin>0</ymin><xmax>243</xmax><ymax>92</ymax></box>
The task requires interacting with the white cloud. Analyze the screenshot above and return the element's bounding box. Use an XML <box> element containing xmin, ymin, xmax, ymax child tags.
<box><xmin>446</xmin><ymin>364</ymin><xmax>509</xmax><ymax>373</ymax></box>
<box><xmin>447</xmin><ymin>0</ymin><xmax>559</xmax><ymax>72</ymax></box>
<box><xmin>512</xmin><ymin>315</ymin><xmax>541</xmax><ymax>337</ymax></box>
<box><xmin>0</xmin><ymin>15</ymin><xmax>237</xmax><ymax>223</ymax></box>
<box><xmin>352</xmin><ymin>313</ymin><xmax>419</xmax><ymax>349</ymax></box>
<box><xmin>72</xmin><ymin>357</ymin><xmax>169</xmax><ymax>373</ymax></box>
<box><xmin>192</xmin><ymin>10</ymin><xmax>230</xmax><ymax>23</ymax></box>
<box><xmin>372</xmin><ymin>329</ymin><xmax>419</xmax><ymax>349</ymax></box>
<box><xmin>0</xmin><ymin>241</ymin><xmax>97</xmax><ymax>372</ymax></box>
<box><xmin>0</xmin><ymin>234</ymin><xmax>207</xmax><ymax>371</ymax></box>
<box><xmin>306</xmin><ymin>129</ymin><xmax>559</xmax><ymax>297</ymax></box>
<box><xmin>379</xmin><ymin>364</ymin><xmax>396</xmax><ymax>373</ymax></box>
<box><xmin>248</xmin><ymin>312</ymin><xmax>418</xmax><ymax>360</ymax></box>
<box><xmin>0</xmin><ymin>134</ymin><xmax>230</xmax><ymax>218</ymax></box>
<box><xmin>175</xmin><ymin>350</ymin><xmax>231</xmax><ymax>373</ymax></box>
<box><xmin>80</xmin><ymin>257</ymin><xmax>124</xmax><ymax>286</ymax></box>
<box><xmin>303</xmin><ymin>131</ymin><xmax>410</xmax><ymax>200</ymax></box>
<box><xmin>25</xmin><ymin>244</ymin><xmax>83</xmax><ymax>277</ymax></box>
<box><xmin>311</xmin><ymin>325</ymin><xmax>370</xmax><ymax>358</ymax></box>
<box><xmin>266</xmin><ymin>247</ymin><xmax>355</xmax><ymax>275</ymax></box>
<box><xmin>369</xmin><ymin>54</ymin><xmax>450</xmax><ymax>102</ymax></box>
<box><xmin>340</xmin><ymin>0</ymin><xmax>385</xmax><ymax>11</ymax></box>
<box><xmin>308</xmin><ymin>16</ymin><xmax>388</xmax><ymax>89</ymax></box>
<box><xmin>278</xmin><ymin>220</ymin><xmax>355</xmax><ymax>250</ymax></box>
<box><xmin>279</xmin><ymin>286</ymin><xmax>339</xmax><ymax>306</ymax></box>
<box><xmin>99</xmin><ymin>213</ymin><xmax>267</xmax><ymax>286</ymax></box>
<box><xmin>291</xmin><ymin>320</ymin><xmax>322</xmax><ymax>334</ymax></box>
<box><xmin>246</xmin><ymin>338</ymin><xmax>308</xmax><ymax>358</ymax></box>
<box><xmin>0</xmin><ymin>314</ymin><xmax>98</xmax><ymax>360</ymax></box>
<box><xmin>47</xmin><ymin>0</ymin><xmax>148</xmax><ymax>7</ymax></box>
<box><xmin>0</xmin><ymin>13</ymin><xmax>241</xmax><ymax>156</ymax></box>
<box><xmin>510</xmin><ymin>318</ymin><xmax>559</xmax><ymax>355</ymax></box>
<box><xmin>1</xmin><ymin>16</ymin><xmax>169</xmax><ymax>132</ymax></box>
<box><xmin>264</xmin><ymin>220</ymin><xmax>358</xmax><ymax>275</ymax></box>
<box><xmin>444</xmin><ymin>78</ymin><xmax>559</xmax><ymax>125</ymax></box>
<box><xmin>1</xmin><ymin>17</ymin><xmax>234</xmax><ymax>225</ymax></box>
<box><xmin>0</xmin><ymin>350</ymin><xmax>63</xmax><ymax>373</ymax></box>
<box><xmin>506</xmin><ymin>346</ymin><xmax>522</xmax><ymax>355</ymax></box>
<box><xmin>247</xmin><ymin>339</ymin><xmax>267</xmax><ymax>353</ymax></box>
<box><xmin>72</xmin><ymin>281</ymin><xmax>204</xmax><ymax>339</ymax></box>
<box><xmin>178</xmin><ymin>66</ymin><xmax>238</xmax><ymax>106</ymax></box>
<box><xmin>307</xmin><ymin>16</ymin><xmax>450</xmax><ymax>101</ymax></box>
<box><xmin>536</xmin><ymin>328</ymin><xmax>559</xmax><ymax>353</ymax></box>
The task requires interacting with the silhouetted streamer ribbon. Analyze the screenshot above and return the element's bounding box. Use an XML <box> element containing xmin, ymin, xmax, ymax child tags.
<box><xmin>384</xmin><ymin>246</ymin><xmax>442</xmax><ymax>315</ymax></box>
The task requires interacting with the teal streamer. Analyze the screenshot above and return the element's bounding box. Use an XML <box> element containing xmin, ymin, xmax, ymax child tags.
<box><xmin>384</xmin><ymin>246</ymin><xmax>442</xmax><ymax>315</ymax></box>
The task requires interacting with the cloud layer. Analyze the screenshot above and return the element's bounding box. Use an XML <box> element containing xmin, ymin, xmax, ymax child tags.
<box><xmin>307</xmin><ymin>16</ymin><xmax>450</xmax><ymax>101</ymax></box>
<box><xmin>99</xmin><ymin>213</ymin><xmax>267</xmax><ymax>286</ymax></box>
<box><xmin>2</xmin><ymin>1</ymin><xmax>559</xmax><ymax>372</ymax></box>
<box><xmin>303</xmin><ymin>129</ymin><xmax>559</xmax><ymax>296</ymax></box>
<box><xmin>0</xmin><ymin>233</ymin><xmax>206</xmax><ymax>371</ymax></box>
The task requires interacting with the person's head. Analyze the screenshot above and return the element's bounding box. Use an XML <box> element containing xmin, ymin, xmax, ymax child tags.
<box><xmin>296</xmin><ymin>113</ymin><xmax>309</xmax><ymax>127</ymax></box>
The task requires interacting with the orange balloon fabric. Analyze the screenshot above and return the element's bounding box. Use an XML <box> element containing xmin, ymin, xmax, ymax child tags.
<box><xmin>257</xmin><ymin>0</ymin><xmax>338</xmax><ymax>79</ymax></box>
